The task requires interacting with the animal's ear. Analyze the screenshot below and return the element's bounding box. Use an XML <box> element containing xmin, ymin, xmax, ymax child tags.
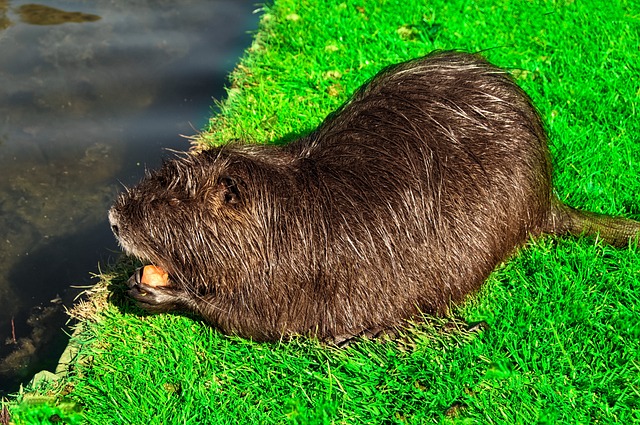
<box><xmin>217</xmin><ymin>175</ymin><xmax>242</xmax><ymax>205</ymax></box>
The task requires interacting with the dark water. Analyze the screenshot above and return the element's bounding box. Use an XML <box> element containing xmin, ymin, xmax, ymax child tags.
<box><xmin>0</xmin><ymin>0</ymin><xmax>259</xmax><ymax>394</ymax></box>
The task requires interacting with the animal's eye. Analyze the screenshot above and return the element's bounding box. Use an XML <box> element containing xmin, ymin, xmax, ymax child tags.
<box><xmin>218</xmin><ymin>176</ymin><xmax>241</xmax><ymax>205</ymax></box>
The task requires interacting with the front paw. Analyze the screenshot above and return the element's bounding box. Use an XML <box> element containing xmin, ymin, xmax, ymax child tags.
<box><xmin>126</xmin><ymin>267</ymin><xmax>187</xmax><ymax>313</ymax></box>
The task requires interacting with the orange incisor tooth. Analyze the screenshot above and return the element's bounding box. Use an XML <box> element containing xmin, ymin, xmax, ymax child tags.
<box><xmin>141</xmin><ymin>265</ymin><xmax>169</xmax><ymax>287</ymax></box>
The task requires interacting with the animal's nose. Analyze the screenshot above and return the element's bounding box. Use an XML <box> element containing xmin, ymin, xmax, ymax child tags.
<box><xmin>108</xmin><ymin>208</ymin><xmax>119</xmax><ymax>236</ymax></box>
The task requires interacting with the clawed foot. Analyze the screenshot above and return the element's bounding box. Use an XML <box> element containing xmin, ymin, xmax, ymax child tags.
<box><xmin>126</xmin><ymin>267</ymin><xmax>188</xmax><ymax>313</ymax></box>
<box><xmin>332</xmin><ymin>326</ymin><xmax>394</xmax><ymax>347</ymax></box>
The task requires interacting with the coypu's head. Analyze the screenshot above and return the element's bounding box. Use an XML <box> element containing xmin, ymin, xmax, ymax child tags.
<box><xmin>108</xmin><ymin>147</ymin><xmax>277</xmax><ymax>296</ymax></box>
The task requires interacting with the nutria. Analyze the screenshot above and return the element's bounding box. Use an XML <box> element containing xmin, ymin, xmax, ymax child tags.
<box><xmin>108</xmin><ymin>51</ymin><xmax>639</xmax><ymax>343</ymax></box>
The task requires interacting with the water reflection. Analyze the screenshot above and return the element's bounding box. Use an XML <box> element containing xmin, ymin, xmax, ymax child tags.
<box><xmin>17</xmin><ymin>4</ymin><xmax>101</xmax><ymax>25</ymax></box>
<box><xmin>0</xmin><ymin>0</ymin><xmax>258</xmax><ymax>393</ymax></box>
<box><xmin>0</xmin><ymin>1</ymin><xmax>10</xmax><ymax>29</ymax></box>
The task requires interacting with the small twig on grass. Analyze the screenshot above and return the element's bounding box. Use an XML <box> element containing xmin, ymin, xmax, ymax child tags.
<box><xmin>10</xmin><ymin>317</ymin><xmax>16</xmax><ymax>345</ymax></box>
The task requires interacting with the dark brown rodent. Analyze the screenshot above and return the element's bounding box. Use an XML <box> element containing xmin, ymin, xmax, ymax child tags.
<box><xmin>108</xmin><ymin>51</ymin><xmax>640</xmax><ymax>343</ymax></box>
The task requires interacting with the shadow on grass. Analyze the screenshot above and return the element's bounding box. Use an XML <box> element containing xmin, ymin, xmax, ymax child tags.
<box><xmin>270</xmin><ymin>129</ymin><xmax>315</xmax><ymax>146</ymax></box>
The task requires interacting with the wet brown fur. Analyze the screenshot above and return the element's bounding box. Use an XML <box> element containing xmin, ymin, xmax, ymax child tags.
<box><xmin>108</xmin><ymin>51</ymin><xmax>640</xmax><ymax>343</ymax></box>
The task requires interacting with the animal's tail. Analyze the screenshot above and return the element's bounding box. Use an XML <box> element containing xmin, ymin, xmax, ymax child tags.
<box><xmin>548</xmin><ymin>198</ymin><xmax>640</xmax><ymax>247</ymax></box>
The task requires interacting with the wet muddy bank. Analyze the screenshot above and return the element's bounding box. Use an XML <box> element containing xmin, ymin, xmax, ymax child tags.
<box><xmin>0</xmin><ymin>0</ymin><xmax>259</xmax><ymax>394</ymax></box>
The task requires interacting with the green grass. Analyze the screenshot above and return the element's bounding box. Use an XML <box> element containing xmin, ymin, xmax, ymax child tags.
<box><xmin>9</xmin><ymin>0</ymin><xmax>640</xmax><ymax>423</ymax></box>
